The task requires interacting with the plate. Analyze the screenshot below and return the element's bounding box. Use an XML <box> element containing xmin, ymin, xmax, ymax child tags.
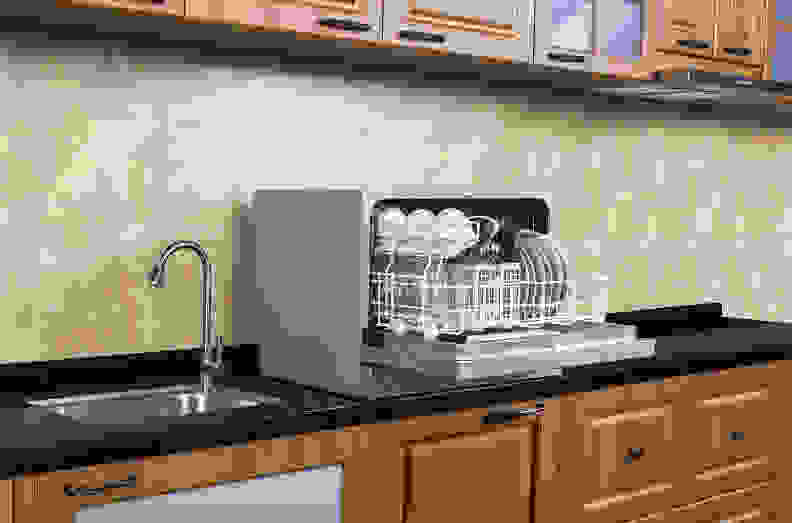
<box><xmin>520</xmin><ymin>246</ymin><xmax>547</xmax><ymax>319</ymax></box>
<box><xmin>518</xmin><ymin>247</ymin><xmax>536</xmax><ymax>321</ymax></box>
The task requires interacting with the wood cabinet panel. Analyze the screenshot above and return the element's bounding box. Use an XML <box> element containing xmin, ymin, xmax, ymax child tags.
<box><xmin>715</xmin><ymin>0</ymin><xmax>769</xmax><ymax>66</ymax></box>
<box><xmin>13</xmin><ymin>426</ymin><xmax>364</xmax><ymax>523</ymax></box>
<box><xmin>187</xmin><ymin>0</ymin><xmax>379</xmax><ymax>41</ymax></box>
<box><xmin>686</xmin><ymin>387</ymin><xmax>773</xmax><ymax>471</ymax></box>
<box><xmin>405</xmin><ymin>425</ymin><xmax>535</xmax><ymax>523</ymax></box>
<box><xmin>62</xmin><ymin>0</ymin><xmax>185</xmax><ymax>16</ymax></box>
<box><xmin>381</xmin><ymin>0</ymin><xmax>534</xmax><ymax>63</ymax></box>
<box><xmin>0</xmin><ymin>481</ymin><xmax>10</xmax><ymax>523</ymax></box>
<box><xmin>652</xmin><ymin>0</ymin><xmax>716</xmax><ymax>57</ymax></box>
<box><xmin>666</xmin><ymin>480</ymin><xmax>775</xmax><ymax>522</ymax></box>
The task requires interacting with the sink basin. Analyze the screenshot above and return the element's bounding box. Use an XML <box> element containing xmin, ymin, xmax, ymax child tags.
<box><xmin>26</xmin><ymin>384</ymin><xmax>288</xmax><ymax>424</ymax></box>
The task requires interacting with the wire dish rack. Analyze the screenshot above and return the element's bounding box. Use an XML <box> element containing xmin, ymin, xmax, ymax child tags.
<box><xmin>369</xmin><ymin>254</ymin><xmax>573</xmax><ymax>339</ymax></box>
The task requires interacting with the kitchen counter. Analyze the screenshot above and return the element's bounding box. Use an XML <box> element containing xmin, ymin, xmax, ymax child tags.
<box><xmin>1</xmin><ymin>303</ymin><xmax>791</xmax><ymax>480</ymax></box>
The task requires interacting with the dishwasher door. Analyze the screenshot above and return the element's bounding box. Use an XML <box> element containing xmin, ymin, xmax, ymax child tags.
<box><xmin>74</xmin><ymin>465</ymin><xmax>342</xmax><ymax>523</ymax></box>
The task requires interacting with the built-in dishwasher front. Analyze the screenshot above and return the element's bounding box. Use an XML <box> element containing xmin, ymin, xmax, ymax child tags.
<box><xmin>73</xmin><ymin>464</ymin><xmax>342</xmax><ymax>523</ymax></box>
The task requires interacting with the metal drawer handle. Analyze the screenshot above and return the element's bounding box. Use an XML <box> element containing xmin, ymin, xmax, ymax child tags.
<box><xmin>317</xmin><ymin>17</ymin><xmax>372</xmax><ymax>33</ymax></box>
<box><xmin>398</xmin><ymin>30</ymin><xmax>446</xmax><ymax>44</ymax></box>
<box><xmin>723</xmin><ymin>47</ymin><xmax>752</xmax><ymax>57</ymax></box>
<box><xmin>64</xmin><ymin>474</ymin><xmax>137</xmax><ymax>497</ymax></box>
<box><xmin>676</xmin><ymin>39</ymin><xmax>711</xmax><ymax>49</ymax></box>
<box><xmin>547</xmin><ymin>52</ymin><xmax>586</xmax><ymax>64</ymax></box>
<box><xmin>624</xmin><ymin>448</ymin><xmax>644</xmax><ymax>464</ymax></box>
<box><xmin>728</xmin><ymin>431</ymin><xmax>745</xmax><ymax>441</ymax></box>
<box><xmin>482</xmin><ymin>402</ymin><xmax>544</xmax><ymax>425</ymax></box>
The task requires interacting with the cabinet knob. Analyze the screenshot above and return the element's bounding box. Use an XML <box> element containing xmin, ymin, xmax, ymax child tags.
<box><xmin>728</xmin><ymin>431</ymin><xmax>745</xmax><ymax>441</ymax></box>
<box><xmin>624</xmin><ymin>447</ymin><xmax>644</xmax><ymax>464</ymax></box>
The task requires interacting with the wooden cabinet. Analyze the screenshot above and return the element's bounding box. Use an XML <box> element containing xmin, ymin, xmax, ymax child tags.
<box><xmin>714</xmin><ymin>0</ymin><xmax>769</xmax><ymax>66</ymax></box>
<box><xmin>187</xmin><ymin>0</ymin><xmax>380</xmax><ymax>41</ymax></box>
<box><xmin>405</xmin><ymin>425</ymin><xmax>535</xmax><ymax>523</ymax></box>
<box><xmin>535</xmin><ymin>362</ymin><xmax>786</xmax><ymax>523</ymax></box>
<box><xmin>13</xmin><ymin>428</ymin><xmax>362</xmax><ymax>523</ymax></box>
<box><xmin>649</xmin><ymin>0</ymin><xmax>770</xmax><ymax>71</ymax></box>
<box><xmin>10</xmin><ymin>361</ymin><xmax>790</xmax><ymax>523</ymax></box>
<box><xmin>652</xmin><ymin>0</ymin><xmax>716</xmax><ymax>57</ymax></box>
<box><xmin>63</xmin><ymin>0</ymin><xmax>185</xmax><ymax>17</ymax></box>
<box><xmin>381</xmin><ymin>0</ymin><xmax>534</xmax><ymax>63</ymax></box>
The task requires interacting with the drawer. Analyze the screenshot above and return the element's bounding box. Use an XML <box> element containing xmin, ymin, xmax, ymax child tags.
<box><xmin>686</xmin><ymin>387</ymin><xmax>773</xmax><ymax>469</ymax></box>
<box><xmin>682</xmin><ymin>363</ymin><xmax>778</xmax><ymax>400</ymax></box>
<box><xmin>404</xmin><ymin>425</ymin><xmax>535</xmax><ymax>523</ymax></box>
<box><xmin>667</xmin><ymin>480</ymin><xmax>775</xmax><ymax>522</ymax></box>
<box><xmin>575</xmin><ymin>403</ymin><xmax>682</xmax><ymax>505</ymax></box>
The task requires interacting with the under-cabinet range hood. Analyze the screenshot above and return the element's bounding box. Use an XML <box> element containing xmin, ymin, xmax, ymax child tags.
<box><xmin>592</xmin><ymin>69</ymin><xmax>791</xmax><ymax>105</ymax></box>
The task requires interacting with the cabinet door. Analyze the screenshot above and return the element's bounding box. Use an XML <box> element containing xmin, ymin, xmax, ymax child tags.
<box><xmin>188</xmin><ymin>0</ymin><xmax>379</xmax><ymax>41</ymax></box>
<box><xmin>653</xmin><ymin>0</ymin><xmax>716</xmax><ymax>57</ymax></box>
<box><xmin>404</xmin><ymin>425</ymin><xmax>535</xmax><ymax>523</ymax></box>
<box><xmin>715</xmin><ymin>0</ymin><xmax>768</xmax><ymax>66</ymax></box>
<box><xmin>534</xmin><ymin>0</ymin><xmax>594</xmax><ymax>70</ymax></box>
<box><xmin>382</xmin><ymin>0</ymin><xmax>535</xmax><ymax>62</ymax></box>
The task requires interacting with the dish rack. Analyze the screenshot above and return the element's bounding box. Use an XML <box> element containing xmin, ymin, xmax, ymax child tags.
<box><xmin>369</xmin><ymin>254</ymin><xmax>572</xmax><ymax>339</ymax></box>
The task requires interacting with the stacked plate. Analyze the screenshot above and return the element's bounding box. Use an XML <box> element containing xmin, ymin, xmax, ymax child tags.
<box><xmin>376</xmin><ymin>207</ymin><xmax>479</xmax><ymax>258</ymax></box>
<box><xmin>517</xmin><ymin>230</ymin><xmax>568</xmax><ymax>320</ymax></box>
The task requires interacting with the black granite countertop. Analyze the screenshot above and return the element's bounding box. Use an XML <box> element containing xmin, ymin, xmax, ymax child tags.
<box><xmin>1</xmin><ymin>303</ymin><xmax>791</xmax><ymax>480</ymax></box>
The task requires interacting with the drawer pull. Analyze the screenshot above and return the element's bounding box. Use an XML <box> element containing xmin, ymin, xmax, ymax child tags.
<box><xmin>64</xmin><ymin>474</ymin><xmax>137</xmax><ymax>497</ymax></box>
<box><xmin>728</xmin><ymin>431</ymin><xmax>745</xmax><ymax>441</ymax></box>
<box><xmin>482</xmin><ymin>403</ymin><xmax>544</xmax><ymax>425</ymax></box>
<box><xmin>723</xmin><ymin>47</ymin><xmax>752</xmax><ymax>57</ymax></box>
<box><xmin>624</xmin><ymin>447</ymin><xmax>644</xmax><ymax>464</ymax></box>
<box><xmin>398</xmin><ymin>30</ymin><xmax>446</xmax><ymax>43</ymax></box>
<box><xmin>547</xmin><ymin>52</ymin><xmax>586</xmax><ymax>64</ymax></box>
<box><xmin>317</xmin><ymin>17</ymin><xmax>372</xmax><ymax>33</ymax></box>
<box><xmin>676</xmin><ymin>39</ymin><xmax>711</xmax><ymax>49</ymax></box>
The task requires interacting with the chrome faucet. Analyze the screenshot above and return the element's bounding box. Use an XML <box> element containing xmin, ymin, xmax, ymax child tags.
<box><xmin>148</xmin><ymin>240</ymin><xmax>224</xmax><ymax>398</ymax></box>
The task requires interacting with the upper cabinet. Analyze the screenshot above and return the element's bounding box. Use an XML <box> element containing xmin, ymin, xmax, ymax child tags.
<box><xmin>714</xmin><ymin>0</ymin><xmax>768</xmax><ymax>67</ymax></box>
<box><xmin>534</xmin><ymin>0</ymin><xmax>594</xmax><ymax>70</ymax></box>
<box><xmin>381</xmin><ymin>0</ymin><xmax>535</xmax><ymax>62</ymax></box>
<box><xmin>651</xmin><ymin>0</ymin><xmax>716</xmax><ymax>58</ymax></box>
<box><xmin>69</xmin><ymin>0</ymin><xmax>185</xmax><ymax>16</ymax></box>
<box><xmin>187</xmin><ymin>0</ymin><xmax>380</xmax><ymax>41</ymax></box>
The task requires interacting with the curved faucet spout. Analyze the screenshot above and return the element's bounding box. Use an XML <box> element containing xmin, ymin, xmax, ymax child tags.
<box><xmin>148</xmin><ymin>240</ymin><xmax>219</xmax><ymax>374</ymax></box>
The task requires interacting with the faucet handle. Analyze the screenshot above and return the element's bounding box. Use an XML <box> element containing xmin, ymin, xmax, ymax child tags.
<box><xmin>215</xmin><ymin>335</ymin><xmax>224</xmax><ymax>365</ymax></box>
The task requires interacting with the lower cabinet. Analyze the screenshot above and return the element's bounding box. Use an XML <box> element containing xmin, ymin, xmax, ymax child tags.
<box><xmin>10</xmin><ymin>361</ymin><xmax>790</xmax><ymax>523</ymax></box>
<box><xmin>404</xmin><ymin>425</ymin><xmax>535</xmax><ymax>523</ymax></box>
<box><xmin>12</xmin><ymin>428</ymin><xmax>360</xmax><ymax>523</ymax></box>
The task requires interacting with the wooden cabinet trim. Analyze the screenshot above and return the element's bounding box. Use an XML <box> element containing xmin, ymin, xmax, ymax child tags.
<box><xmin>583</xmin><ymin>482</ymin><xmax>673</xmax><ymax>512</ymax></box>
<box><xmin>0</xmin><ymin>481</ymin><xmax>10</xmax><ymax>523</ymax></box>
<box><xmin>695</xmin><ymin>456</ymin><xmax>770</xmax><ymax>482</ymax></box>
<box><xmin>698</xmin><ymin>389</ymin><xmax>768</xmax><ymax>408</ymax></box>
<box><xmin>671</xmin><ymin>479</ymin><xmax>771</xmax><ymax>513</ymax></box>
<box><xmin>406</xmin><ymin>8</ymin><xmax>520</xmax><ymax>39</ymax></box>
<box><xmin>590</xmin><ymin>405</ymin><xmax>669</xmax><ymax>428</ymax></box>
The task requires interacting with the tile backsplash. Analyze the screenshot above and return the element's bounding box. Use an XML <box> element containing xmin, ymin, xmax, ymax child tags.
<box><xmin>2</xmin><ymin>34</ymin><xmax>791</xmax><ymax>361</ymax></box>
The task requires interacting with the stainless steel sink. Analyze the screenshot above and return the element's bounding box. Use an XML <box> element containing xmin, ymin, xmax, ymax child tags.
<box><xmin>26</xmin><ymin>384</ymin><xmax>287</xmax><ymax>424</ymax></box>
